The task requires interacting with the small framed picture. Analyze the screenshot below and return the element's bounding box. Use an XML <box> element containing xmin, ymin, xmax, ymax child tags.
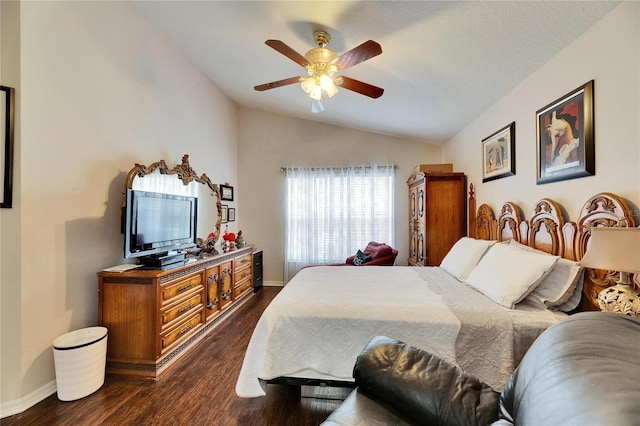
<box><xmin>220</xmin><ymin>184</ymin><xmax>234</xmax><ymax>201</ymax></box>
<box><xmin>228</xmin><ymin>208</ymin><xmax>236</xmax><ymax>222</ymax></box>
<box><xmin>482</xmin><ymin>122</ymin><xmax>515</xmax><ymax>183</ymax></box>
<box><xmin>536</xmin><ymin>80</ymin><xmax>594</xmax><ymax>185</ymax></box>
<box><xmin>221</xmin><ymin>204</ymin><xmax>228</xmax><ymax>223</ymax></box>
<box><xmin>1</xmin><ymin>86</ymin><xmax>15</xmax><ymax>208</ymax></box>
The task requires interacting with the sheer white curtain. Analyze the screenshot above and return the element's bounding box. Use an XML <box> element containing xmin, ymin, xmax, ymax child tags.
<box><xmin>284</xmin><ymin>164</ymin><xmax>395</xmax><ymax>283</ymax></box>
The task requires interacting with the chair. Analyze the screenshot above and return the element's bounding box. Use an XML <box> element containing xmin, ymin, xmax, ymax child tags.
<box><xmin>344</xmin><ymin>241</ymin><xmax>398</xmax><ymax>266</ymax></box>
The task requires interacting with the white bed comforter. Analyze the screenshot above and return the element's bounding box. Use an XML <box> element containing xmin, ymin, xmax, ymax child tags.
<box><xmin>236</xmin><ymin>266</ymin><xmax>563</xmax><ymax>397</ymax></box>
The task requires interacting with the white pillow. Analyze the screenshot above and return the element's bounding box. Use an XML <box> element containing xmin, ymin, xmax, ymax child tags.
<box><xmin>508</xmin><ymin>240</ymin><xmax>584</xmax><ymax>309</ymax></box>
<box><xmin>440</xmin><ymin>237</ymin><xmax>496</xmax><ymax>282</ymax></box>
<box><xmin>553</xmin><ymin>273</ymin><xmax>584</xmax><ymax>312</ymax></box>
<box><xmin>465</xmin><ymin>243</ymin><xmax>560</xmax><ymax>309</ymax></box>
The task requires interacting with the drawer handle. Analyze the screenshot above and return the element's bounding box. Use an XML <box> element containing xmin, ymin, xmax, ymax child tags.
<box><xmin>178</xmin><ymin>303</ymin><xmax>194</xmax><ymax>314</ymax></box>
<box><xmin>179</xmin><ymin>282</ymin><xmax>194</xmax><ymax>292</ymax></box>
<box><xmin>207</xmin><ymin>273</ymin><xmax>219</xmax><ymax>309</ymax></box>
<box><xmin>178</xmin><ymin>324</ymin><xmax>194</xmax><ymax>337</ymax></box>
<box><xmin>221</xmin><ymin>268</ymin><xmax>232</xmax><ymax>300</ymax></box>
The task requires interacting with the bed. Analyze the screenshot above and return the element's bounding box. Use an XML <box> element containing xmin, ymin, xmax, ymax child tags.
<box><xmin>236</xmin><ymin>189</ymin><xmax>636</xmax><ymax>398</ymax></box>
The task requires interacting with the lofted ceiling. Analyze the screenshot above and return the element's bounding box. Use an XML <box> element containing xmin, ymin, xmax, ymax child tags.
<box><xmin>132</xmin><ymin>1</ymin><xmax>619</xmax><ymax>144</ymax></box>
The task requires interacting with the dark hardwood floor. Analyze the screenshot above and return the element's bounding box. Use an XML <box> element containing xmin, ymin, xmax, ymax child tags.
<box><xmin>4</xmin><ymin>287</ymin><xmax>345</xmax><ymax>426</ymax></box>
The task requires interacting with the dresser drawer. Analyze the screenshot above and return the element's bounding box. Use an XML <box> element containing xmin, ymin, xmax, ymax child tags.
<box><xmin>235</xmin><ymin>253</ymin><xmax>252</xmax><ymax>271</ymax></box>
<box><xmin>234</xmin><ymin>264</ymin><xmax>252</xmax><ymax>283</ymax></box>
<box><xmin>234</xmin><ymin>276</ymin><xmax>253</xmax><ymax>300</ymax></box>
<box><xmin>161</xmin><ymin>310</ymin><xmax>203</xmax><ymax>351</ymax></box>
<box><xmin>161</xmin><ymin>273</ymin><xmax>203</xmax><ymax>305</ymax></box>
<box><xmin>161</xmin><ymin>292</ymin><xmax>203</xmax><ymax>330</ymax></box>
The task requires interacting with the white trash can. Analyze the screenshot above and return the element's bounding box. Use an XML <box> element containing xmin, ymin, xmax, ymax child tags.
<box><xmin>53</xmin><ymin>326</ymin><xmax>108</xmax><ymax>401</ymax></box>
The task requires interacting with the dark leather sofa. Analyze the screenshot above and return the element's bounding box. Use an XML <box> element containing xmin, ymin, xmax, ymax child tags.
<box><xmin>322</xmin><ymin>312</ymin><xmax>640</xmax><ymax>425</ymax></box>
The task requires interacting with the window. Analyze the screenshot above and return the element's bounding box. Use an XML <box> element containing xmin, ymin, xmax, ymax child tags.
<box><xmin>284</xmin><ymin>165</ymin><xmax>395</xmax><ymax>282</ymax></box>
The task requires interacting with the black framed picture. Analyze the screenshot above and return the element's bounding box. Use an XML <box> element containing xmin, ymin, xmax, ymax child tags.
<box><xmin>221</xmin><ymin>204</ymin><xmax>228</xmax><ymax>223</ymax></box>
<box><xmin>228</xmin><ymin>208</ymin><xmax>236</xmax><ymax>222</ymax></box>
<box><xmin>1</xmin><ymin>86</ymin><xmax>15</xmax><ymax>208</ymax></box>
<box><xmin>220</xmin><ymin>184</ymin><xmax>234</xmax><ymax>201</ymax></box>
<box><xmin>482</xmin><ymin>122</ymin><xmax>515</xmax><ymax>183</ymax></box>
<box><xmin>536</xmin><ymin>80</ymin><xmax>594</xmax><ymax>185</ymax></box>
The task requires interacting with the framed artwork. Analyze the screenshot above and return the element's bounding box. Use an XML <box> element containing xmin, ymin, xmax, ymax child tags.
<box><xmin>1</xmin><ymin>86</ymin><xmax>15</xmax><ymax>208</ymax></box>
<box><xmin>228</xmin><ymin>208</ymin><xmax>236</xmax><ymax>222</ymax></box>
<box><xmin>220</xmin><ymin>184</ymin><xmax>234</xmax><ymax>201</ymax></box>
<box><xmin>482</xmin><ymin>122</ymin><xmax>515</xmax><ymax>183</ymax></box>
<box><xmin>221</xmin><ymin>205</ymin><xmax>228</xmax><ymax>223</ymax></box>
<box><xmin>536</xmin><ymin>80</ymin><xmax>594</xmax><ymax>185</ymax></box>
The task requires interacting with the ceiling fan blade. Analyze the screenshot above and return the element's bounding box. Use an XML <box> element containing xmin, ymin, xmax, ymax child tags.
<box><xmin>337</xmin><ymin>76</ymin><xmax>384</xmax><ymax>99</ymax></box>
<box><xmin>265</xmin><ymin>40</ymin><xmax>311</xmax><ymax>68</ymax></box>
<box><xmin>334</xmin><ymin>40</ymin><xmax>382</xmax><ymax>71</ymax></box>
<box><xmin>254</xmin><ymin>76</ymin><xmax>302</xmax><ymax>91</ymax></box>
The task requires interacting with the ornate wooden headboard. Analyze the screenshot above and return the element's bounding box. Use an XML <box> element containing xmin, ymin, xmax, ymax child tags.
<box><xmin>467</xmin><ymin>184</ymin><xmax>636</xmax><ymax>312</ymax></box>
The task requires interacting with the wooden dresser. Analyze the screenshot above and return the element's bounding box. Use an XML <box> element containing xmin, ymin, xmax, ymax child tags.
<box><xmin>97</xmin><ymin>246</ymin><xmax>254</xmax><ymax>380</ymax></box>
<box><xmin>407</xmin><ymin>172</ymin><xmax>466</xmax><ymax>266</ymax></box>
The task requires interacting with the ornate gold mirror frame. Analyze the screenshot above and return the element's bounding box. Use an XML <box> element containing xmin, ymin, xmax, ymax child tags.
<box><xmin>123</xmin><ymin>154</ymin><xmax>222</xmax><ymax>245</ymax></box>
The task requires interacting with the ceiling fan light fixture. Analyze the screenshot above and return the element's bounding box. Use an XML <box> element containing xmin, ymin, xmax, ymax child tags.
<box><xmin>320</xmin><ymin>74</ymin><xmax>339</xmax><ymax>98</ymax></box>
<box><xmin>256</xmin><ymin>31</ymin><xmax>383</xmax><ymax>107</ymax></box>
<box><xmin>304</xmin><ymin>47</ymin><xmax>337</xmax><ymax>65</ymax></box>
<box><xmin>309</xmin><ymin>84</ymin><xmax>323</xmax><ymax>101</ymax></box>
<box><xmin>300</xmin><ymin>72</ymin><xmax>338</xmax><ymax>103</ymax></box>
<box><xmin>301</xmin><ymin>77</ymin><xmax>315</xmax><ymax>94</ymax></box>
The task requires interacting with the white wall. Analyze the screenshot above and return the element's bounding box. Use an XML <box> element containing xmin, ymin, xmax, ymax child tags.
<box><xmin>1</xmin><ymin>1</ymin><xmax>238</xmax><ymax>416</ymax></box>
<box><xmin>1</xmin><ymin>0</ymin><xmax>23</xmax><ymax>412</ymax></box>
<box><xmin>237</xmin><ymin>108</ymin><xmax>443</xmax><ymax>283</ymax></box>
<box><xmin>444</xmin><ymin>2</ymin><xmax>640</xmax><ymax>221</ymax></box>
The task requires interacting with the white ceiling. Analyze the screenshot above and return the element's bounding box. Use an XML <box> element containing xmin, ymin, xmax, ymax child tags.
<box><xmin>132</xmin><ymin>1</ymin><xmax>619</xmax><ymax>144</ymax></box>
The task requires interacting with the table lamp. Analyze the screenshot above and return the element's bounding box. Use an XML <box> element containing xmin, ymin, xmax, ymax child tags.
<box><xmin>579</xmin><ymin>226</ymin><xmax>640</xmax><ymax>317</ymax></box>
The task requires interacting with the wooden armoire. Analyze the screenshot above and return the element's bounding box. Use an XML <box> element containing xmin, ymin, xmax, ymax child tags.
<box><xmin>407</xmin><ymin>172</ymin><xmax>466</xmax><ymax>266</ymax></box>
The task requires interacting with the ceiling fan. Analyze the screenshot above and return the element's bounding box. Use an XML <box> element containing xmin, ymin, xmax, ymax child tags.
<box><xmin>254</xmin><ymin>30</ymin><xmax>383</xmax><ymax>112</ymax></box>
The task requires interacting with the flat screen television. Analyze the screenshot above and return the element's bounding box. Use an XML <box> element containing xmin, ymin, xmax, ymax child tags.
<box><xmin>123</xmin><ymin>189</ymin><xmax>198</xmax><ymax>260</ymax></box>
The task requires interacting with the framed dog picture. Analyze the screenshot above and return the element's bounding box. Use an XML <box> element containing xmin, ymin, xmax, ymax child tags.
<box><xmin>482</xmin><ymin>122</ymin><xmax>515</xmax><ymax>183</ymax></box>
<box><xmin>536</xmin><ymin>80</ymin><xmax>594</xmax><ymax>185</ymax></box>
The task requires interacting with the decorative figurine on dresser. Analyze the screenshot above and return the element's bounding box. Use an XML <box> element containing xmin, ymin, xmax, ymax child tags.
<box><xmin>407</xmin><ymin>166</ymin><xmax>466</xmax><ymax>266</ymax></box>
<box><xmin>97</xmin><ymin>156</ymin><xmax>254</xmax><ymax>380</ymax></box>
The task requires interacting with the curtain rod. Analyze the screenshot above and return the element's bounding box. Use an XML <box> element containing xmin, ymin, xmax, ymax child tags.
<box><xmin>280</xmin><ymin>165</ymin><xmax>396</xmax><ymax>172</ymax></box>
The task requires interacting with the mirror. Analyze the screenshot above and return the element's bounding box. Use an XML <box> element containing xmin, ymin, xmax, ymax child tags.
<box><xmin>123</xmin><ymin>154</ymin><xmax>222</xmax><ymax>247</ymax></box>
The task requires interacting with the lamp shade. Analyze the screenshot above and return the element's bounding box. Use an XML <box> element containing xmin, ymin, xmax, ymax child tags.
<box><xmin>579</xmin><ymin>227</ymin><xmax>640</xmax><ymax>274</ymax></box>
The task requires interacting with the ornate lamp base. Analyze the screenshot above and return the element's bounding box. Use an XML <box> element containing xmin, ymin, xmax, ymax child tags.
<box><xmin>598</xmin><ymin>284</ymin><xmax>640</xmax><ymax>317</ymax></box>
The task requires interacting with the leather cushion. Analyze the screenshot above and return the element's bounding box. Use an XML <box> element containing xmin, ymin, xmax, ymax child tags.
<box><xmin>321</xmin><ymin>389</ymin><xmax>411</xmax><ymax>426</ymax></box>
<box><xmin>498</xmin><ymin>312</ymin><xmax>640</xmax><ymax>425</ymax></box>
<box><xmin>353</xmin><ymin>336</ymin><xmax>499</xmax><ymax>426</ymax></box>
